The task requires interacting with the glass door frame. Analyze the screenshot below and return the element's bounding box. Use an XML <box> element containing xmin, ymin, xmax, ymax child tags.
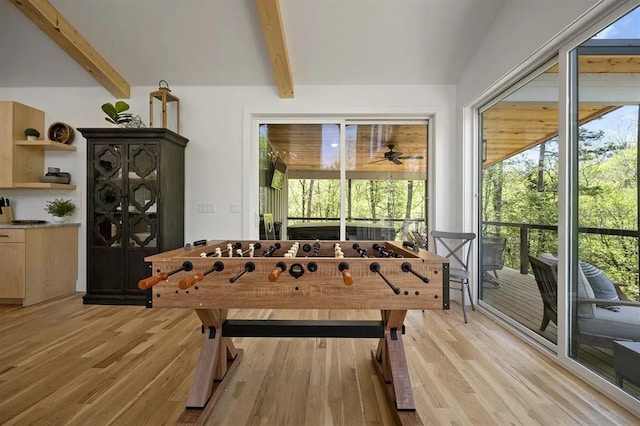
<box><xmin>245</xmin><ymin>115</ymin><xmax>432</xmax><ymax>241</ymax></box>
<box><xmin>475</xmin><ymin>56</ymin><xmax>561</xmax><ymax>353</ymax></box>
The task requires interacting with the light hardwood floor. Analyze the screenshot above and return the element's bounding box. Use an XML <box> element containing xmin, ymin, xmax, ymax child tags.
<box><xmin>0</xmin><ymin>294</ymin><xmax>637</xmax><ymax>425</ymax></box>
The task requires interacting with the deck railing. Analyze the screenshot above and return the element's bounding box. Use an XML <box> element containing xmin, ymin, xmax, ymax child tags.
<box><xmin>287</xmin><ymin>216</ymin><xmax>426</xmax><ymax>240</ymax></box>
<box><xmin>483</xmin><ymin>220</ymin><xmax>640</xmax><ymax>274</ymax></box>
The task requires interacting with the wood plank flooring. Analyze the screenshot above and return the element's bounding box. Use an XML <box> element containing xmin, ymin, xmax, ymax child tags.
<box><xmin>480</xmin><ymin>267</ymin><xmax>640</xmax><ymax>398</ymax></box>
<box><xmin>0</xmin><ymin>294</ymin><xmax>638</xmax><ymax>425</ymax></box>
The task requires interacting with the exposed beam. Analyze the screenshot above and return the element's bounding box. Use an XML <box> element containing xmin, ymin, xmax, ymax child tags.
<box><xmin>256</xmin><ymin>0</ymin><xmax>294</xmax><ymax>98</ymax></box>
<box><xmin>10</xmin><ymin>0</ymin><xmax>130</xmax><ymax>98</ymax></box>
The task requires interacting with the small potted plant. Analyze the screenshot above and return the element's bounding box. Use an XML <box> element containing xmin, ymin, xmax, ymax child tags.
<box><xmin>24</xmin><ymin>128</ymin><xmax>40</xmax><ymax>140</ymax></box>
<box><xmin>45</xmin><ymin>198</ymin><xmax>76</xmax><ymax>224</ymax></box>
<box><xmin>102</xmin><ymin>101</ymin><xmax>133</xmax><ymax>126</ymax></box>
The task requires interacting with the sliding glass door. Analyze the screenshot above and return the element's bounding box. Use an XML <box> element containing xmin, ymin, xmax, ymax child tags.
<box><xmin>258</xmin><ymin>121</ymin><xmax>428</xmax><ymax>242</ymax></box>
<box><xmin>479</xmin><ymin>62</ymin><xmax>560</xmax><ymax>345</ymax></box>
<box><xmin>569</xmin><ymin>6</ymin><xmax>640</xmax><ymax>398</ymax></box>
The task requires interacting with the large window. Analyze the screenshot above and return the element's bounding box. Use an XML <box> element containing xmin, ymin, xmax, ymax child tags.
<box><xmin>259</xmin><ymin>122</ymin><xmax>428</xmax><ymax>242</ymax></box>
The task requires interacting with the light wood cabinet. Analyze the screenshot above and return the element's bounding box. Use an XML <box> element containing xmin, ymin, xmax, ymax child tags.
<box><xmin>0</xmin><ymin>226</ymin><xmax>78</xmax><ymax>306</ymax></box>
<box><xmin>0</xmin><ymin>101</ymin><xmax>76</xmax><ymax>189</ymax></box>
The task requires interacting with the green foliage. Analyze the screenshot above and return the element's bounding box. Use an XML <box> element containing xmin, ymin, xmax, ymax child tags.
<box><xmin>287</xmin><ymin>179</ymin><xmax>426</xmax><ymax>240</ymax></box>
<box><xmin>482</xmin><ymin>122</ymin><xmax>639</xmax><ymax>301</ymax></box>
<box><xmin>102</xmin><ymin>101</ymin><xmax>132</xmax><ymax>125</ymax></box>
<box><xmin>45</xmin><ymin>198</ymin><xmax>76</xmax><ymax>217</ymax></box>
<box><xmin>24</xmin><ymin>128</ymin><xmax>40</xmax><ymax>137</ymax></box>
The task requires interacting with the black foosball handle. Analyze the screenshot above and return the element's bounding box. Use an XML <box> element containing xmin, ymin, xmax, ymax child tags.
<box><xmin>369</xmin><ymin>262</ymin><xmax>400</xmax><ymax>294</ymax></box>
<box><xmin>401</xmin><ymin>262</ymin><xmax>430</xmax><ymax>283</ymax></box>
<box><xmin>229</xmin><ymin>261</ymin><xmax>256</xmax><ymax>283</ymax></box>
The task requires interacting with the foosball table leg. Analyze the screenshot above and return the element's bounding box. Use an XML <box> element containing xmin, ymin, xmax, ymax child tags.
<box><xmin>372</xmin><ymin>310</ymin><xmax>423</xmax><ymax>426</ymax></box>
<box><xmin>176</xmin><ymin>309</ymin><xmax>244</xmax><ymax>426</ymax></box>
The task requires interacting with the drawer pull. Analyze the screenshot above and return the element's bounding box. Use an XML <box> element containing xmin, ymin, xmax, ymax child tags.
<box><xmin>0</xmin><ymin>234</ymin><xmax>9</xmax><ymax>238</ymax></box>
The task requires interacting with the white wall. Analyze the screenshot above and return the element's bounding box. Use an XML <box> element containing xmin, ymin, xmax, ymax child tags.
<box><xmin>451</xmin><ymin>0</ymin><xmax>619</xmax><ymax>237</ymax></box>
<box><xmin>0</xmin><ymin>84</ymin><xmax>456</xmax><ymax>292</ymax></box>
<box><xmin>457</xmin><ymin>0</ymin><xmax>605</xmax><ymax>108</ymax></box>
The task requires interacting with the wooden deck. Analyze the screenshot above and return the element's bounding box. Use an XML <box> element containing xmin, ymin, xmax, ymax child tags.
<box><xmin>480</xmin><ymin>267</ymin><xmax>558</xmax><ymax>343</ymax></box>
<box><xmin>480</xmin><ymin>267</ymin><xmax>639</xmax><ymax>399</ymax></box>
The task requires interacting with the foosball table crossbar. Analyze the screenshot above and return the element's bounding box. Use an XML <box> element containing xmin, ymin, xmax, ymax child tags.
<box><xmin>220</xmin><ymin>319</ymin><xmax>404</xmax><ymax>339</ymax></box>
<box><xmin>177</xmin><ymin>310</ymin><xmax>424</xmax><ymax>426</ymax></box>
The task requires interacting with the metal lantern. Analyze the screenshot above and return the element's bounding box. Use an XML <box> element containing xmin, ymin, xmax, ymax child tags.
<box><xmin>149</xmin><ymin>80</ymin><xmax>180</xmax><ymax>133</ymax></box>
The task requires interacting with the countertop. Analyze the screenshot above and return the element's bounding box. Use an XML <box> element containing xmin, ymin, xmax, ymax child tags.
<box><xmin>0</xmin><ymin>222</ymin><xmax>80</xmax><ymax>229</ymax></box>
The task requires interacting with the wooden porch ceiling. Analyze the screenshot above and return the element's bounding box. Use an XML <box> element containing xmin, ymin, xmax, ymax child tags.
<box><xmin>266</xmin><ymin>124</ymin><xmax>428</xmax><ymax>174</ymax></box>
<box><xmin>483</xmin><ymin>54</ymin><xmax>640</xmax><ymax>168</ymax></box>
<box><xmin>482</xmin><ymin>104</ymin><xmax>619</xmax><ymax>167</ymax></box>
<box><xmin>265</xmin><ymin>103</ymin><xmax>617</xmax><ymax>175</ymax></box>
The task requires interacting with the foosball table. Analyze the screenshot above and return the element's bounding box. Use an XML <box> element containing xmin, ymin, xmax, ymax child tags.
<box><xmin>141</xmin><ymin>239</ymin><xmax>449</xmax><ymax>425</ymax></box>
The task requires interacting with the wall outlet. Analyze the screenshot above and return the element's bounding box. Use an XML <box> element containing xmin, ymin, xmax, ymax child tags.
<box><xmin>230</xmin><ymin>203</ymin><xmax>241</xmax><ymax>213</ymax></box>
<box><xmin>197</xmin><ymin>203</ymin><xmax>216</xmax><ymax>213</ymax></box>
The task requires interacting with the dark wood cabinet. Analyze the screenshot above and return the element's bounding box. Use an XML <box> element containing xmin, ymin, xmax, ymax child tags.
<box><xmin>80</xmin><ymin>128</ymin><xmax>188</xmax><ymax>305</ymax></box>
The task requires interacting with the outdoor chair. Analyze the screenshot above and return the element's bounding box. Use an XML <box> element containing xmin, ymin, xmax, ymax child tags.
<box><xmin>431</xmin><ymin>231</ymin><xmax>476</xmax><ymax>323</ymax></box>
<box><xmin>528</xmin><ymin>254</ymin><xmax>640</xmax><ymax>349</ymax></box>
<box><xmin>528</xmin><ymin>254</ymin><xmax>558</xmax><ymax>331</ymax></box>
<box><xmin>482</xmin><ymin>235</ymin><xmax>506</xmax><ymax>287</ymax></box>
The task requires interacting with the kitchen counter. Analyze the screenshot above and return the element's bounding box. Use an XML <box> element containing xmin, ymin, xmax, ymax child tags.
<box><xmin>0</xmin><ymin>222</ymin><xmax>80</xmax><ymax>229</ymax></box>
<box><xmin>0</xmin><ymin>225</ymin><xmax>78</xmax><ymax>306</ymax></box>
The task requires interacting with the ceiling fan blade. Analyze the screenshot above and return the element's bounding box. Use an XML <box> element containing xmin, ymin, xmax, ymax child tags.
<box><xmin>393</xmin><ymin>159</ymin><xmax>403</xmax><ymax>165</ymax></box>
<box><xmin>368</xmin><ymin>158</ymin><xmax>388</xmax><ymax>164</ymax></box>
<box><xmin>397</xmin><ymin>155</ymin><xmax>424</xmax><ymax>160</ymax></box>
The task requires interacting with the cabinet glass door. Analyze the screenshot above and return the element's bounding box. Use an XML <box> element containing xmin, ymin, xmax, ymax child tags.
<box><xmin>128</xmin><ymin>144</ymin><xmax>158</xmax><ymax>248</ymax></box>
<box><xmin>93</xmin><ymin>145</ymin><xmax>124</xmax><ymax>247</ymax></box>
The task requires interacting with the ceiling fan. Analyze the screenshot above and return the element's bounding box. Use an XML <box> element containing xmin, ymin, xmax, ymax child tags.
<box><xmin>369</xmin><ymin>144</ymin><xmax>424</xmax><ymax>165</ymax></box>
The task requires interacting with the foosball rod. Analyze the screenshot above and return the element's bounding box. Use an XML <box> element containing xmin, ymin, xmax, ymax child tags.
<box><xmin>240</xmin><ymin>242</ymin><xmax>262</xmax><ymax>257</ymax></box>
<box><xmin>352</xmin><ymin>243</ymin><xmax>368</xmax><ymax>258</ymax></box>
<box><xmin>138</xmin><ymin>261</ymin><xmax>193</xmax><ymax>289</ymax></box>
<box><xmin>401</xmin><ymin>262</ymin><xmax>430</xmax><ymax>283</ymax></box>
<box><xmin>229</xmin><ymin>261</ymin><xmax>256</xmax><ymax>283</ymax></box>
<box><xmin>262</xmin><ymin>243</ymin><xmax>281</xmax><ymax>257</ymax></box>
<box><xmin>178</xmin><ymin>261</ymin><xmax>225</xmax><ymax>289</ymax></box>
<box><xmin>200</xmin><ymin>247</ymin><xmax>222</xmax><ymax>258</ymax></box>
<box><xmin>369</xmin><ymin>262</ymin><xmax>401</xmax><ymax>294</ymax></box>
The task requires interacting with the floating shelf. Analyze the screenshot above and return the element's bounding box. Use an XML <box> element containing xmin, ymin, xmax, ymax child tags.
<box><xmin>15</xmin><ymin>140</ymin><xmax>77</xmax><ymax>151</ymax></box>
<box><xmin>13</xmin><ymin>182</ymin><xmax>76</xmax><ymax>190</ymax></box>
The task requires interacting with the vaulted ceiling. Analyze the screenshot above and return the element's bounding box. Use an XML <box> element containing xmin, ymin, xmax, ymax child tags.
<box><xmin>1</xmin><ymin>0</ymin><xmax>634</xmax><ymax>171</ymax></box>
<box><xmin>0</xmin><ymin>0</ymin><xmax>507</xmax><ymax>94</ymax></box>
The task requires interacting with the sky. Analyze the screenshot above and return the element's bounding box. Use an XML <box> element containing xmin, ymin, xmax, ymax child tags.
<box><xmin>580</xmin><ymin>6</ymin><xmax>640</xmax><ymax>146</ymax></box>
<box><xmin>594</xmin><ymin>5</ymin><xmax>640</xmax><ymax>39</ymax></box>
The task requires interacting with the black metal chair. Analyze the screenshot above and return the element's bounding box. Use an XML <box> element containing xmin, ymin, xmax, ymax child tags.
<box><xmin>482</xmin><ymin>235</ymin><xmax>506</xmax><ymax>287</ymax></box>
<box><xmin>431</xmin><ymin>230</ymin><xmax>477</xmax><ymax>323</ymax></box>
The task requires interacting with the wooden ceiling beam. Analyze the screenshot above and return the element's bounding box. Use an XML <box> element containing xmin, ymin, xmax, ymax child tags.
<box><xmin>256</xmin><ymin>0</ymin><xmax>294</xmax><ymax>98</ymax></box>
<box><xmin>10</xmin><ymin>0</ymin><xmax>130</xmax><ymax>99</ymax></box>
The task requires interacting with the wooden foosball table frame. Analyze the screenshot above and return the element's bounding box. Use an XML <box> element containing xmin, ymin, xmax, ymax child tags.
<box><xmin>142</xmin><ymin>240</ymin><xmax>449</xmax><ymax>425</ymax></box>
